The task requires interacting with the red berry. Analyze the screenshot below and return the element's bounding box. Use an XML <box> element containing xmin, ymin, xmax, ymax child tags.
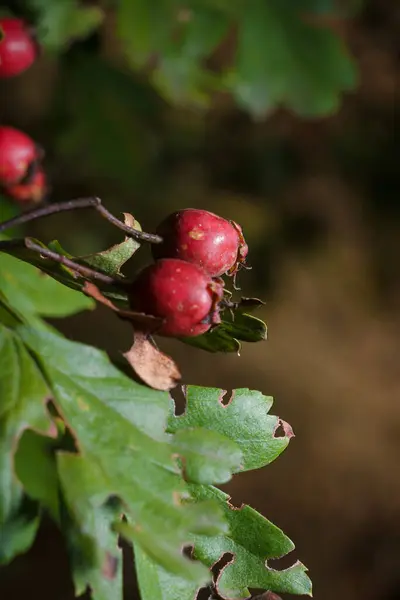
<box><xmin>0</xmin><ymin>126</ymin><xmax>39</xmax><ymax>186</ymax></box>
<box><xmin>5</xmin><ymin>166</ymin><xmax>47</xmax><ymax>204</ymax></box>
<box><xmin>0</xmin><ymin>18</ymin><xmax>38</xmax><ymax>78</ymax></box>
<box><xmin>152</xmin><ymin>209</ymin><xmax>249</xmax><ymax>277</ymax></box>
<box><xmin>129</xmin><ymin>258</ymin><xmax>223</xmax><ymax>337</ymax></box>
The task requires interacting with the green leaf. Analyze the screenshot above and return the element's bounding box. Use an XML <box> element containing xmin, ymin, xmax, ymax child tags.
<box><xmin>117</xmin><ymin>0</ymin><xmax>175</xmax><ymax>67</ymax></box>
<box><xmin>0</xmin><ymin>324</ymin><xmax>52</xmax><ymax>562</ymax></box>
<box><xmin>169</xmin><ymin>387</ymin><xmax>291</xmax><ymax>471</ymax></box>
<box><xmin>181</xmin><ymin>310</ymin><xmax>266</xmax><ymax>353</ymax></box>
<box><xmin>57</xmin><ymin>453</ymin><xmax>123</xmax><ymax>600</ymax></box>
<box><xmin>14</xmin><ymin>429</ymin><xmax>60</xmax><ymax>521</ymax></box>
<box><xmin>190</xmin><ymin>484</ymin><xmax>312</xmax><ymax>598</ymax></box>
<box><xmin>181</xmin><ymin>327</ymin><xmax>241</xmax><ymax>353</ymax></box>
<box><xmin>134</xmin><ymin>542</ymin><xmax>200</xmax><ymax>600</ymax></box>
<box><xmin>221</xmin><ymin>310</ymin><xmax>268</xmax><ymax>343</ymax></box>
<box><xmin>79</xmin><ymin>215</ymin><xmax>142</xmax><ymax>276</ymax></box>
<box><xmin>231</xmin><ymin>0</ymin><xmax>357</xmax><ymax>117</ymax></box>
<box><xmin>28</xmin><ymin>0</ymin><xmax>104</xmax><ymax>51</ymax></box>
<box><xmin>0</xmin><ymin>195</ymin><xmax>23</xmax><ymax>238</ymax></box>
<box><xmin>18</xmin><ymin>325</ymin><xmax>226</xmax><ymax>586</ymax></box>
<box><xmin>0</xmin><ymin>251</ymin><xmax>94</xmax><ymax>319</ymax></box>
<box><xmin>0</xmin><ymin>238</ymin><xmax>128</xmax><ymax>303</ymax></box>
<box><xmin>0</xmin><ymin>498</ymin><xmax>40</xmax><ymax>565</ymax></box>
<box><xmin>172</xmin><ymin>427</ymin><xmax>243</xmax><ymax>484</ymax></box>
<box><xmin>152</xmin><ymin>7</ymin><xmax>228</xmax><ymax>107</ymax></box>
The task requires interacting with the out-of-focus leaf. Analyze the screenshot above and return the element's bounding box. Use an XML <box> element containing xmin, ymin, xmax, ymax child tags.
<box><xmin>134</xmin><ymin>542</ymin><xmax>200</xmax><ymax>600</ymax></box>
<box><xmin>27</xmin><ymin>0</ymin><xmax>104</xmax><ymax>51</ymax></box>
<box><xmin>0</xmin><ymin>238</ymin><xmax>128</xmax><ymax>303</ymax></box>
<box><xmin>169</xmin><ymin>387</ymin><xmax>292</xmax><ymax>471</ymax></box>
<box><xmin>0</xmin><ymin>323</ymin><xmax>52</xmax><ymax>563</ymax></box>
<box><xmin>0</xmin><ymin>498</ymin><xmax>40</xmax><ymax>565</ymax></box>
<box><xmin>117</xmin><ymin>0</ymin><xmax>175</xmax><ymax>67</ymax></box>
<box><xmin>0</xmin><ymin>251</ymin><xmax>94</xmax><ymax>319</ymax></box>
<box><xmin>231</xmin><ymin>0</ymin><xmax>357</xmax><ymax>117</ymax></box>
<box><xmin>190</xmin><ymin>484</ymin><xmax>313</xmax><ymax>598</ymax></box>
<box><xmin>57</xmin><ymin>453</ymin><xmax>123</xmax><ymax>600</ymax></box>
<box><xmin>172</xmin><ymin>427</ymin><xmax>243</xmax><ymax>484</ymax></box>
<box><xmin>0</xmin><ymin>196</ymin><xmax>22</xmax><ymax>238</ymax></box>
<box><xmin>14</xmin><ymin>429</ymin><xmax>60</xmax><ymax>521</ymax></box>
<box><xmin>152</xmin><ymin>7</ymin><xmax>228</xmax><ymax>106</ymax></box>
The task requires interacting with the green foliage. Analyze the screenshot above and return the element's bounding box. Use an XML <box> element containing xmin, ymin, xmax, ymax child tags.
<box><xmin>17</xmin><ymin>0</ymin><xmax>357</xmax><ymax>128</ymax></box>
<box><xmin>26</xmin><ymin>0</ymin><xmax>104</xmax><ymax>51</ymax></box>
<box><xmin>0</xmin><ymin>246</ymin><xmax>311</xmax><ymax>598</ymax></box>
<box><xmin>231</xmin><ymin>0</ymin><xmax>357</xmax><ymax>117</ymax></box>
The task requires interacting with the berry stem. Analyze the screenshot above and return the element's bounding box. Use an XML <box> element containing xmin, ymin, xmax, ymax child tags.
<box><xmin>0</xmin><ymin>197</ymin><xmax>163</xmax><ymax>244</ymax></box>
<box><xmin>0</xmin><ymin>237</ymin><xmax>126</xmax><ymax>286</ymax></box>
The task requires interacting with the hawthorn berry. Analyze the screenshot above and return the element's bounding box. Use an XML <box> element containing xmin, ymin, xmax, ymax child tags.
<box><xmin>152</xmin><ymin>208</ymin><xmax>248</xmax><ymax>277</ymax></box>
<box><xmin>0</xmin><ymin>126</ymin><xmax>39</xmax><ymax>186</ymax></box>
<box><xmin>129</xmin><ymin>258</ymin><xmax>224</xmax><ymax>337</ymax></box>
<box><xmin>0</xmin><ymin>17</ymin><xmax>38</xmax><ymax>78</ymax></box>
<box><xmin>5</xmin><ymin>166</ymin><xmax>47</xmax><ymax>204</ymax></box>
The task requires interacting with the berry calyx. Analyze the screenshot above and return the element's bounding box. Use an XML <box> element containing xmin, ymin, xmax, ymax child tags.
<box><xmin>152</xmin><ymin>209</ymin><xmax>249</xmax><ymax>277</ymax></box>
<box><xmin>129</xmin><ymin>258</ymin><xmax>224</xmax><ymax>337</ymax></box>
<box><xmin>5</xmin><ymin>166</ymin><xmax>47</xmax><ymax>204</ymax></box>
<box><xmin>0</xmin><ymin>18</ymin><xmax>38</xmax><ymax>78</ymax></box>
<box><xmin>0</xmin><ymin>126</ymin><xmax>39</xmax><ymax>186</ymax></box>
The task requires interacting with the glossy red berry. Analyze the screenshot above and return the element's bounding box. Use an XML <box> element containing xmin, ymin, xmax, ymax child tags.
<box><xmin>152</xmin><ymin>209</ymin><xmax>248</xmax><ymax>277</ymax></box>
<box><xmin>0</xmin><ymin>18</ymin><xmax>38</xmax><ymax>78</ymax></box>
<box><xmin>5</xmin><ymin>166</ymin><xmax>47</xmax><ymax>204</ymax></box>
<box><xmin>0</xmin><ymin>126</ymin><xmax>39</xmax><ymax>186</ymax></box>
<box><xmin>129</xmin><ymin>258</ymin><xmax>224</xmax><ymax>337</ymax></box>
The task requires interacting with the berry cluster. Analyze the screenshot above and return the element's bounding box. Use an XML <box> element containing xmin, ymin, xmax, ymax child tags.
<box><xmin>129</xmin><ymin>209</ymin><xmax>248</xmax><ymax>338</ymax></box>
<box><xmin>0</xmin><ymin>17</ymin><xmax>46</xmax><ymax>204</ymax></box>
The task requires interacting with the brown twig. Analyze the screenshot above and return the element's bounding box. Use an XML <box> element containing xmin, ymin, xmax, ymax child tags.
<box><xmin>0</xmin><ymin>197</ymin><xmax>163</xmax><ymax>244</ymax></box>
<box><xmin>0</xmin><ymin>237</ymin><xmax>126</xmax><ymax>286</ymax></box>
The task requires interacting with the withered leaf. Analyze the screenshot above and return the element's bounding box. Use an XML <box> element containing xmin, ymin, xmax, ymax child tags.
<box><xmin>124</xmin><ymin>331</ymin><xmax>181</xmax><ymax>392</ymax></box>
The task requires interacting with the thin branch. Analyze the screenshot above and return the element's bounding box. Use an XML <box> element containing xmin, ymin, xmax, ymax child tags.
<box><xmin>0</xmin><ymin>197</ymin><xmax>163</xmax><ymax>244</ymax></box>
<box><xmin>0</xmin><ymin>237</ymin><xmax>126</xmax><ymax>286</ymax></box>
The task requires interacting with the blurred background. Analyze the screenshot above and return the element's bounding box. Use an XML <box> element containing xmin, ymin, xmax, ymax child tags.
<box><xmin>0</xmin><ymin>0</ymin><xmax>399</xmax><ymax>599</ymax></box>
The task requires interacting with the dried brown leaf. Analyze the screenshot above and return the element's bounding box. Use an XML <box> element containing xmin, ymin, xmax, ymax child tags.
<box><xmin>124</xmin><ymin>331</ymin><xmax>181</xmax><ymax>391</ymax></box>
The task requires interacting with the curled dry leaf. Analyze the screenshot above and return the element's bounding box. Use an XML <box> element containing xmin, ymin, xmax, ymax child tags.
<box><xmin>83</xmin><ymin>282</ymin><xmax>181</xmax><ymax>391</ymax></box>
<box><xmin>124</xmin><ymin>330</ymin><xmax>181</xmax><ymax>391</ymax></box>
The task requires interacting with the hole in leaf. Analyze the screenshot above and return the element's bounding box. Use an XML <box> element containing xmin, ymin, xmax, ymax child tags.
<box><xmin>196</xmin><ymin>583</ymin><xmax>222</xmax><ymax>599</ymax></box>
<box><xmin>211</xmin><ymin>551</ymin><xmax>234</xmax><ymax>580</ymax></box>
<box><xmin>267</xmin><ymin>552</ymin><xmax>298</xmax><ymax>571</ymax></box>
<box><xmin>170</xmin><ymin>385</ymin><xmax>187</xmax><ymax>416</ymax></box>
<box><xmin>273</xmin><ymin>418</ymin><xmax>295</xmax><ymax>439</ymax></box>
<box><xmin>183</xmin><ymin>544</ymin><xmax>194</xmax><ymax>559</ymax></box>
<box><xmin>227</xmin><ymin>495</ymin><xmax>245</xmax><ymax>510</ymax></box>
<box><xmin>121</xmin><ymin>535</ymin><xmax>137</xmax><ymax>600</ymax></box>
<box><xmin>218</xmin><ymin>389</ymin><xmax>231</xmax><ymax>407</ymax></box>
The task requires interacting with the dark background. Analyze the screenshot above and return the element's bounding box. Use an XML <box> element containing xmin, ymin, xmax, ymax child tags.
<box><xmin>0</xmin><ymin>1</ymin><xmax>399</xmax><ymax>599</ymax></box>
